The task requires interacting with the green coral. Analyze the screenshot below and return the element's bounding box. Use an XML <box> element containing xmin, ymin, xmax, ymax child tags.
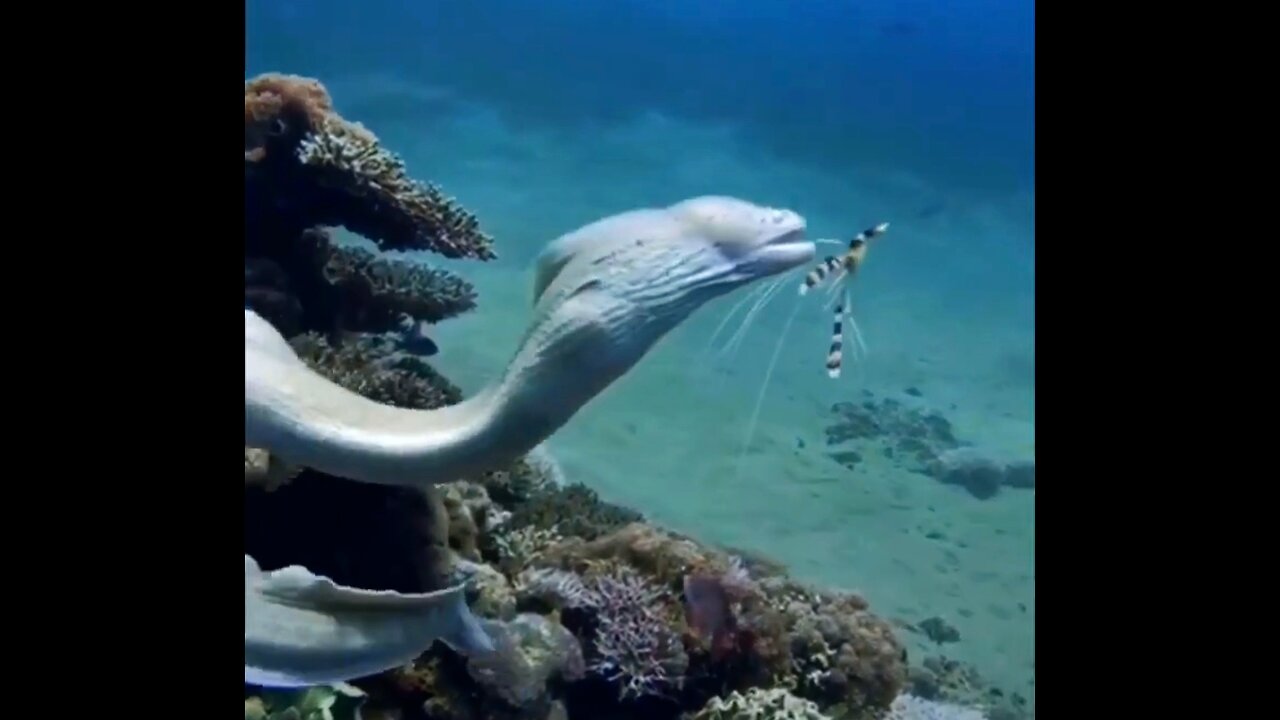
<box><xmin>692</xmin><ymin>687</ymin><xmax>832</xmax><ymax>720</ymax></box>
<box><xmin>245</xmin><ymin>684</ymin><xmax>367</xmax><ymax>720</ymax></box>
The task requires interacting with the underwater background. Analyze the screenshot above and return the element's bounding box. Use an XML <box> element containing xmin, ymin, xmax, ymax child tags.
<box><xmin>245</xmin><ymin>0</ymin><xmax>1033</xmax><ymax>717</ymax></box>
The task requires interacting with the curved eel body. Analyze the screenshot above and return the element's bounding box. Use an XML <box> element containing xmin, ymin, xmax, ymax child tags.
<box><xmin>244</xmin><ymin>555</ymin><xmax>493</xmax><ymax>687</ymax></box>
<box><xmin>245</xmin><ymin>196</ymin><xmax>815</xmax><ymax>488</ymax></box>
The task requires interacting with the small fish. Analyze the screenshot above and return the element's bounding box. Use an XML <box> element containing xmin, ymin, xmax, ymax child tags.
<box><xmin>396</xmin><ymin>313</ymin><xmax>439</xmax><ymax>356</ymax></box>
<box><xmin>683</xmin><ymin>574</ymin><xmax>737</xmax><ymax>661</ymax></box>
<box><xmin>245</xmin><ymin>555</ymin><xmax>494</xmax><ymax>688</ymax></box>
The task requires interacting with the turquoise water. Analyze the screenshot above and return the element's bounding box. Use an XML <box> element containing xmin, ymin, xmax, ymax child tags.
<box><xmin>247</xmin><ymin>0</ymin><xmax>1033</xmax><ymax>716</ymax></box>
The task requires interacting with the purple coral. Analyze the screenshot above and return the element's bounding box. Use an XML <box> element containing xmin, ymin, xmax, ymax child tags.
<box><xmin>586</xmin><ymin>570</ymin><xmax>688</xmax><ymax>701</ymax></box>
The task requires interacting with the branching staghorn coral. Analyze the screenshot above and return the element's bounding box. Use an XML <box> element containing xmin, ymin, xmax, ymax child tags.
<box><xmin>584</xmin><ymin>565</ymin><xmax>689</xmax><ymax>701</ymax></box>
<box><xmin>511</xmin><ymin>559</ymin><xmax>688</xmax><ymax>702</ymax></box>
<box><xmin>514</xmin><ymin>567</ymin><xmax>598</xmax><ymax>612</ymax></box>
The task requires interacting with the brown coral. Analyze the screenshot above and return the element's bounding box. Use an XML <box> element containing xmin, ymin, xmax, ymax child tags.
<box><xmin>290</xmin><ymin>332</ymin><xmax>462</xmax><ymax>410</ymax></box>
<box><xmin>506</xmin><ymin>484</ymin><xmax>644</xmax><ymax>541</ymax></box>
<box><xmin>245</xmin><ymin>72</ymin><xmax>494</xmax><ymax>260</ymax></box>
<box><xmin>760</xmin><ymin>579</ymin><xmax>907</xmax><ymax>716</ymax></box>
<box><xmin>245</xmin><ymin>71</ymin><xmax>494</xmax><ymax>341</ymax></box>
<box><xmin>440</xmin><ymin>481</ymin><xmax>510</xmax><ymax>562</ymax></box>
<box><xmin>316</xmin><ymin>238</ymin><xmax>479</xmax><ymax>325</ymax></box>
<box><xmin>539</xmin><ymin>523</ymin><xmax>730</xmax><ymax>587</ymax></box>
<box><xmin>245</xmin><ymin>73</ymin><xmax>335</xmax><ymax>158</ymax></box>
<box><xmin>294</xmin><ymin>116</ymin><xmax>495</xmax><ymax>259</ymax></box>
<box><xmin>474</xmin><ymin>457</ymin><xmax>559</xmax><ymax>506</ymax></box>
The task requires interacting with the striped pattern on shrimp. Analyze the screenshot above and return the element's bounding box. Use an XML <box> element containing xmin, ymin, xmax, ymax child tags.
<box><xmin>799</xmin><ymin>221</ymin><xmax>889</xmax><ymax>378</ymax></box>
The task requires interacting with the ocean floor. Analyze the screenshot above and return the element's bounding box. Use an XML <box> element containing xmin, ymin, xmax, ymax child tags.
<box><xmin>327</xmin><ymin>74</ymin><xmax>1035</xmax><ymax>701</ymax></box>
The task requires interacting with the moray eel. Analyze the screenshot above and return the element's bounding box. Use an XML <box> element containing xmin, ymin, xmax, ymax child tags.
<box><xmin>244</xmin><ymin>196</ymin><xmax>814</xmax><ymax>489</ymax></box>
<box><xmin>244</xmin><ymin>555</ymin><xmax>492</xmax><ymax>687</ymax></box>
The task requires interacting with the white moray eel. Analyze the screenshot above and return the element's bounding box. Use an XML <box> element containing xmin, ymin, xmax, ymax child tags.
<box><xmin>245</xmin><ymin>196</ymin><xmax>815</xmax><ymax>489</ymax></box>
<box><xmin>244</xmin><ymin>556</ymin><xmax>492</xmax><ymax>687</ymax></box>
<box><xmin>243</xmin><ymin>197</ymin><xmax>814</xmax><ymax>688</ymax></box>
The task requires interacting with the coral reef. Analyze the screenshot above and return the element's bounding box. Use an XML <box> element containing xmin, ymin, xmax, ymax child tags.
<box><xmin>691</xmin><ymin>687</ymin><xmax>831</xmax><ymax>719</ymax></box>
<box><xmin>272</xmin><ymin>492</ymin><xmax>915</xmax><ymax>720</ymax></box>
<box><xmin>245</xmin><ymin>684</ymin><xmax>367</xmax><ymax>720</ymax></box>
<box><xmin>245</xmin><ymin>73</ymin><xmax>493</xmax><ymax>340</ymax></box>
<box><xmin>517</xmin><ymin>523</ymin><xmax>906</xmax><ymax>718</ymax></box>
<box><xmin>823</xmin><ymin>391</ymin><xmax>1034</xmax><ymax>499</ymax></box>
<box><xmin>756</xmin><ymin>576</ymin><xmax>907</xmax><ymax>716</ymax></box>
<box><xmin>582</xmin><ymin>565</ymin><xmax>690</xmax><ymax>701</ymax></box>
<box><xmin>291</xmin><ymin>332</ymin><xmax>463</xmax><ymax>410</ymax></box>
<box><xmin>505</xmin><ymin>483</ymin><xmax>646</xmax><ymax>541</ymax></box>
<box><xmin>243</xmin><ymin>69</ymin><xmax>1018</xmax><ymax>720</ymax></box>
<box><xmin>468</xmin><ymin>614</ymin><xmax>586</xmax><ymax>707</ymax></box>
<box><xmin>246</xmin><ymin>73</ymin><xmax>494</xmax><ymax>259</ymax></box>
<box><xmin>455</xmin><ymin>558</ymin><xmax>518</xmax><ymax>620</ymax></box>
<box><xmin>244</xmin><ymin>71</ymin><xmax>495</xmax><ymax>599</ymax></box>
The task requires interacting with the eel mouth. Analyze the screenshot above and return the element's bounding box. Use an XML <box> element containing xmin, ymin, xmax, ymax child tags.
<box><xmin>766</xmin><ymin>227</ymin><xmax>807</xmax><ymax>247</ymax></box>
<box><xmin>752</xmin><ymin>226</ymin><xmax>815</xmax><ymax>274</ymax></box>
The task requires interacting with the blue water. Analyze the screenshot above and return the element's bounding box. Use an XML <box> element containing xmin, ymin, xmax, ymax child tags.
<box><xmin>248</xmin><ymin>0</ymin><xmax>1034</xmax><ymax>710</ymax></box>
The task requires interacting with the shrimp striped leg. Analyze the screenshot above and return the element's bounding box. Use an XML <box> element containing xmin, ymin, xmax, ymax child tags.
<box><xmin>825</xmin><ymin>284</ymin><xmax>869</xmax><ymax>379</ymax></box>
<box><xmin>825</xmin><ymin>288</ymin><xmax>848</xmax><ymax>378</ymax></box>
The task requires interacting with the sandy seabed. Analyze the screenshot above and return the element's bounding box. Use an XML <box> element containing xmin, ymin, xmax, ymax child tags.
<box><xmin>328</xmin><ymin>80</ymin><xmax>1036</xmax><ymax>698</ymax></box>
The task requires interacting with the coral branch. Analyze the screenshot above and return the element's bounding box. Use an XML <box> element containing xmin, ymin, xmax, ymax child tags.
<box><xmin>245</xmin><ymin>72</ymin><xmax>496</xmax><ymax>261</ymax></box>
<box><xmin>290</xmin><ymin>333</ymin><xmax>462</xmax><ymax>410</ymax></box>
<box><xmin>317</xmin><ymin>241</ymin><xmax>478</xmax><ymax>325</ymax></box>
<box><xmin>296</xmin><ymin>117</ymin><xmax>495</xmax><ymax>259</ymax></box>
